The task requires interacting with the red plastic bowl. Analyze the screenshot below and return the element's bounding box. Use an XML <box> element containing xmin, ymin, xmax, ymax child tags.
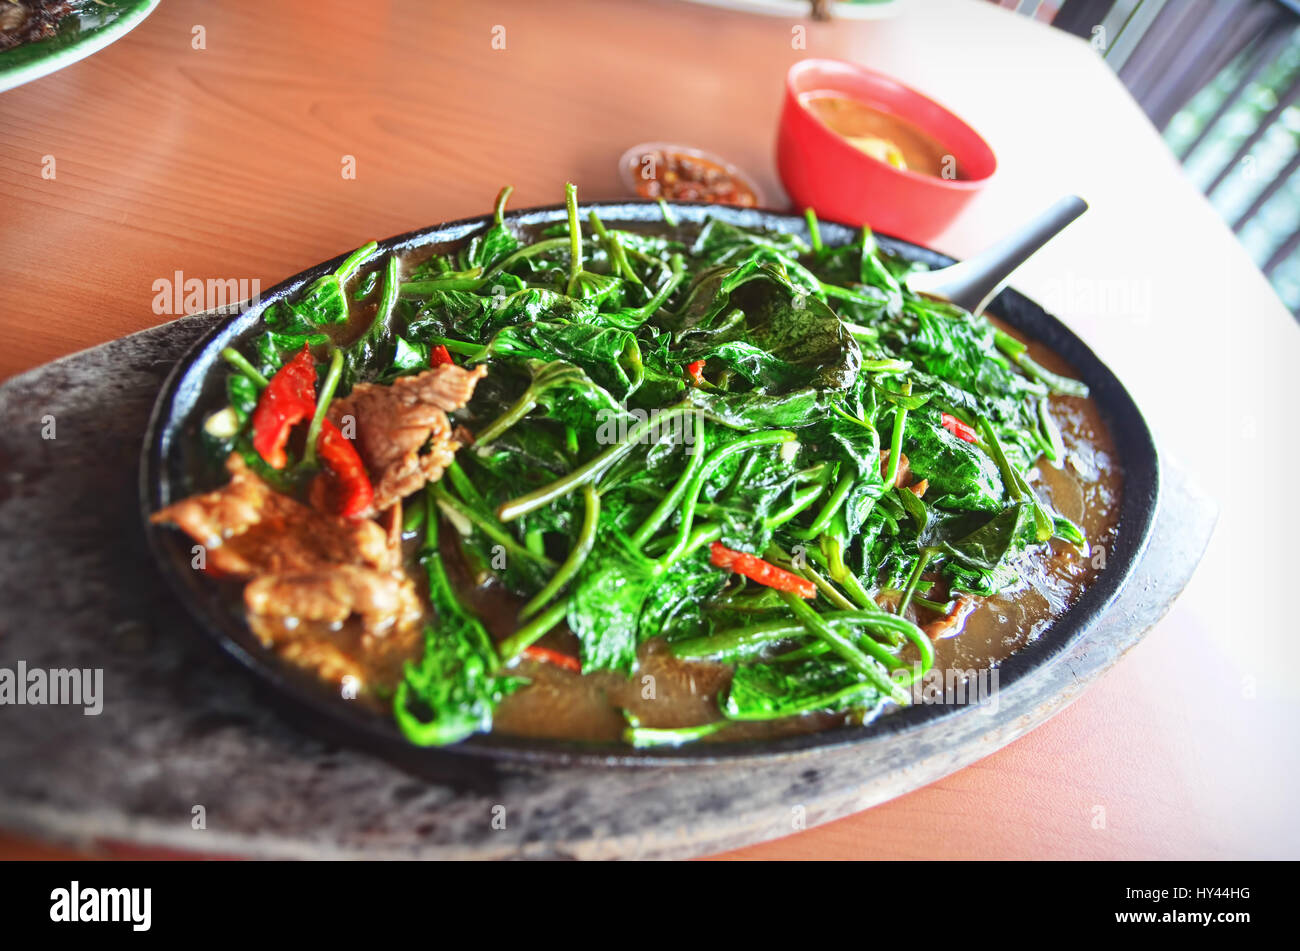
<box><xmin>777</xmin><ymin>59</ymin><xmax>997</xmax><ymax>243</ymax></box>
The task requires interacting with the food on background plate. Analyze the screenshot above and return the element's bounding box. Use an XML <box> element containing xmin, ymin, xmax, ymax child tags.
<box><xmin>624</xmin><ymin>145</ymin><xmax>759</xmax><ymax>205</ymax></box>
<box><xmin>0</xmin><ymin>0</ymin><xmax>74</xmax><ymax>51</ymax></box>
<box><xmin>153</xmin><ymin>184</ymin><xmax>1119</xmax><ymax>748</ymax></box>
<box><xmin>802</xmin><ymin>92</ymin><xmax>956</xmax><ymax>178</ymax></box>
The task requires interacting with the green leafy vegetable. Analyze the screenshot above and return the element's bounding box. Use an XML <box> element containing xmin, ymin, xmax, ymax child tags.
<box><xmin>394</xmin><ymin>492</ymin><xmax>521</xmax><ymax>745</ymax></box>
<box><xmin>229</xmin><ymin>184</ymin><xmax>1093</xmax><ymax>748</ymax></box>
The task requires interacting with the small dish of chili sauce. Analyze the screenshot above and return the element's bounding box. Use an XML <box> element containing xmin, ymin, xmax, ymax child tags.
<box><xmin>619</xmin><ymin>142</ymin><xmax>763</xmax><ymax>206</ymax></box>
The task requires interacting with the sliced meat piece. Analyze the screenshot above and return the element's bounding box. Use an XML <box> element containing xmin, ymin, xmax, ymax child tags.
<box><xmin>250</xmin><ymin>610</ymin><xmax>424</xmax><ymax>693</ymax></box>
<box><xmin>328</xmin><ymin>364</ymin><xmax>486</xmax><ymax>514</ymax></box>
<box><xmin>150</xmin><ymin>453</ymin><xmax>394</xmax><ymax>577</ymax></box>
<box><xmin>378</xmin><ymin>501</ymin><xmax>403</xmax><ymax>557</ymax></box>
<box><xmin>879</xmin><ymin>449</ymin><xmax>911</xmax><ymax>488</ymax></box>
<box><xmin>244</xmin><ymin>565</ymin><xmax>422</xmax><ymax>636</ymax></box>
<box><xmin>276</xmin><ymin>638</ymin><xmax>366</xmax><ymax>689</ymax></box>
<box><xmin>154</xmin><ymin>454</ymin><xmax>426</xmax><ymax>696</ymax></box>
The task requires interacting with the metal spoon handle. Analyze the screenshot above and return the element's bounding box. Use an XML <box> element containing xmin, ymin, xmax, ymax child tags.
<box><xmin>906</xmin><ymin>195</ymin><xmax>1088</xmax><ymax>316</ymax></box>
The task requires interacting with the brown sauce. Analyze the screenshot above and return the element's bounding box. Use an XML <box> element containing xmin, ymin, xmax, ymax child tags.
<box><xmin>802</xmin><ymin>92</ymin><xmax>956</xmax><ymax>179</ymax></box>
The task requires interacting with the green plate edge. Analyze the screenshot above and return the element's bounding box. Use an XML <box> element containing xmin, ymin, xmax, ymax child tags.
<box><xmin>0</xmin><ymin>0</ymin><xmax>160</xmax><ymax>93</ymax></box>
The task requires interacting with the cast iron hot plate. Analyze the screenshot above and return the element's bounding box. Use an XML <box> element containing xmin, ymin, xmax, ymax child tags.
<box><xmin>140</xmin><ymin>200</ymin><xmax>1160</xmax><ymax>769</ymax></box>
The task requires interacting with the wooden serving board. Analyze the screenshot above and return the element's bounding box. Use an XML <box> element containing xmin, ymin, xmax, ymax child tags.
<box><xmin>0</xmin><ymin>313</ymin><xmax>1215</xmax><ymax>859</ymax></box>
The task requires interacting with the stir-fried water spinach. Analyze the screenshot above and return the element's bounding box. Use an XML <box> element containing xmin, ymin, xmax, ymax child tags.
<box><xmin>215</xmin><ymin>185</ymin><xmax>1089</xmax><ymax>747</ymax></box>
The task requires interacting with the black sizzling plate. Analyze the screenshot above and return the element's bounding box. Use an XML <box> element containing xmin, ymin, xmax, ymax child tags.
<box><xmin>140</xmin><ymin>200</ymin><xmax>1159</xmax><ymax>769</ymax></box>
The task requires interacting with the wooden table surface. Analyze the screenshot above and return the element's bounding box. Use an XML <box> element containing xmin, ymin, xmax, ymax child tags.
<box><xmin>1</xmin><ymin>0</ymin><xmax>1298</xmax><ymax>860</ymax></box>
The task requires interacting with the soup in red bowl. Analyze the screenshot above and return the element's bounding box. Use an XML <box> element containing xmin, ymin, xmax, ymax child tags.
<box><xmin>777</xmin><ymin>58</ymin><xmax>997</xmax><ymax>242</ymax></box>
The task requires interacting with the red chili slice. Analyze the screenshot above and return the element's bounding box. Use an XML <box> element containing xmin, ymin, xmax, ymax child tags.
<box><xmin>685</xmin><ymin>359</ymin><xmax>706</xmax><ymax>386</ymax></box>
<box><xmin>430</xmin><ymin>345</ymin><xmax>454</xmax><ymax>367</ymax></box>
<box><xmin>941</xmin><ymin>412</ymin><xmax>978</xmax><ymax>443</ymax></box>
<box><xmin>709</xmin><ymin>542</ymin><xmax>816</xmax><ymax>598</ymax></box>
<box><xmin>923</xmin><ymin>595</ymin><xmax>976</xmax><ymax>641</ymax></box>
<box><xmin>248</xmin><ymin>344</ymin><xmax>374</xmax><ymax>517</ymax></box>
<box><xmin>522</xmin><ymin>646</ymin><xmax>582</xmax><ymax>673</ymax></box>
<box><xmin>251</xmin><ymin>345</ymin><xmax>318</xmax><ymax>469</ymax></box>
<box><xmin>313</xmin><ymin>419</ymin><xmax>374</xmax><ymax>518</ymax></box>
